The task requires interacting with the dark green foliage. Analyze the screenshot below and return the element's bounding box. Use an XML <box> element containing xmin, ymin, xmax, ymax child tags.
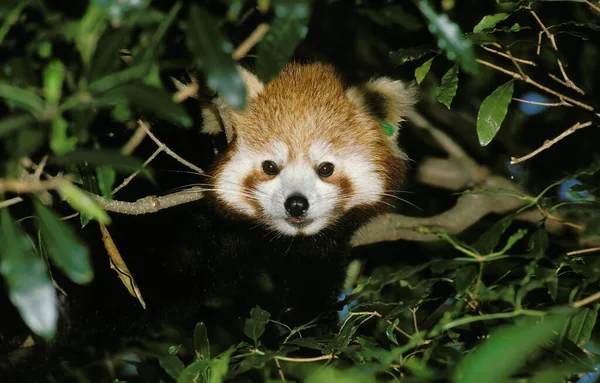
<box><xmin>1</xmin><ymin>0</ymin><xmax>600</xmax><ymax>382</ymax></box>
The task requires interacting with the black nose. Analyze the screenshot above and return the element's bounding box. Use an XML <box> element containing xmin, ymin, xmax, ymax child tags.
<box><xmin>284</xmin><ymin>195</ymin><xmax>309</xmax><ymax>218</ymax></box>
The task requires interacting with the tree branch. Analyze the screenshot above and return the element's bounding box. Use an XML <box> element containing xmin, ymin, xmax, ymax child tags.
<box><xmin>90</xmin><ymin>188</ymin><xmax>205</xmax><ymax>215</ymax></box>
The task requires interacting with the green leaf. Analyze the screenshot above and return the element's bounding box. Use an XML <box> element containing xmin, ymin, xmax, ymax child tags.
<box><xmin>455</xmin><ymin>312</ymin><xmax>570</xmax><ymax>383</ymax></box>
<box><xmin>473</xmin><ymin>216</ymin><xmax>514</xmax><ymax>254</ymax></box>
<box><xmin>567</xmin><ymin>306</ymin><xmax>598</xmax><ymax>348</ymax></box>
<box><xmin>158</xmin><ymin>353</ymin><xmax>185</xmax><ymax>379</ymax></box>
<box><xmin>417</xmin><ymin>0</ymin><xmax>478</xmax><ymax>74</ymax></box>
<box><xmin>34</xmin><ymin>199</ymin><xmax>93</xmax><ymax>285</ymax></box>
<box><xmin>256</xmin><ymin>0</ymin><xmax>311</xmax><ymax>82</ymax></box>
<box><xmin>244</xmin><ymin>306</ymin><xmax>271</xmax><ymax>345</ymax></box>
<box><xmin>208</xmin><ymin>347</ymin><xmax>234</xmax><ymax>383</ymax></box>
<box><xmin>3</xmin><ymin>127</ymin><xmax>46</xmax><ymax>157</ymax></box>
<box><xmin>56</xmin><ymin>181</ymin><xmax>111</xmax><ymax>225</ymax></box>
<box><xmin>0</xmin><ymin>83</ymin><xmax>46</xmax><ymax>118</ymax></box>
<box><xmin>86</xmin><ymin>64</ymin><xmax>147</xmax><ymax>95</ymax></box>
<box><xmin>473</xmin><ymin>13</ymin><xmax>510</xmax><ymax>33</ymax></box>
<box><xmin>102</xmin><ymin>82</ymin><xmax>192</xmax><ymax>128</ymax></box>
<box><xmin>194</xmin><ymin>321</ymin><xmax>211</xmax><ymax>360</ymax></box>
<box><xmin>476</xmin><ymin>79</ymin><xmax>514</xmax><ymax>146</ymax></box>
<box><xmin>187</xmin><ymin>4</ymin><xmax>246</xmax><ymax>109</ymax></box>
<box><xmin>52</xmin><ymin>149</ymin><xmax>148</xmax><ymax>175</ymax></box>
<box><xmin>0</xmin><ymin>113</ymin><xmax>36</xmax><ymax>138</ymax></box>
<box><xmin>415</xmin><ymin>56</ymin><xmax>435</xmax><ymax>85</ymax></box>
<box><xmin>96</xmin><ymin>166</ymin><xmax>116</xmax><ymax>200</ymax></box>
<box><xmin>50</xmin><ymin>116</ymin><xmax>77</xmax><ymax>155</ymax></box>
<box><xmin>455</xmin><ymin>265</ymin><xmax>479</xmax><ymax>293</ymax></box>
<box><xmin>76</xmin><ymin>3</ymin><xmax>107</xmax><ymax>66</ymax></box>
<box><xmin>177</xmin><ymin>359</ymin><xmax>210</xmax><ymax>383</ymax></box>
<box><xmin>0</xmin><ymin>210</ymin><xmax>57</xmax><ymax>340</ymax></box>
<box><xmin>436</xmin><ymin>64</ymin><xmax>459</xmax><ymax>109</ymax></box>
<box><xmin>385</xmin><ymin>318</ymin><xmax>400</xmax><ymax>345</ymax></box>
<box><xmin>42</xmin><ymin>60</ymin><xmax>65</xmax><ymax>105</ymax></box>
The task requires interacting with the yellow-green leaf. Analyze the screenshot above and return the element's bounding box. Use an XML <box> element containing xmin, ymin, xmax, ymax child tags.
<box><xmin>50</xmin><ymin>116</ymin><xmax>77</xmax><ymax>155</ymax></box>
<box><xmin>473</xmin><ymin>13</ymin><xmax>510</xmax><ymax>33</ymax></box>
<box><xmin>57</xmin><ymin>180</ymin><xmax>111</xmax><ymax>225</ymax></box>
<box><xmin>415</xmin><ymin>56</ymin><xmax>435</xmax><ymax>85</ymax></box>
<box><xmin>42</xmin><ymin>60</ymin><xmax>65</xmax><ymax>105</ymax></box>
<box><xmin>477</xmin><ymin>79</ymin><xmax>514</xmax><ymax>146</ymax></box>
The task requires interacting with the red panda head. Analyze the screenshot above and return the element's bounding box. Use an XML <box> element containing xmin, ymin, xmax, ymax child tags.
<box><xmin>202</xmin><ymin>63</ymin><xmax>418</xmax><ymax>236</ymax></box>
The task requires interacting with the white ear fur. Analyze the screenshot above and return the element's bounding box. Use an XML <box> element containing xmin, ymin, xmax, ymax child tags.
<box><xmin>201</xmin><ymin>66</ymin><xmax>264</xmax><ymax>143</ymax></box>
<box><xmin>346</xmin><ymin>77</ymin><xmax>419</xmax><ymax>138</ymax></box>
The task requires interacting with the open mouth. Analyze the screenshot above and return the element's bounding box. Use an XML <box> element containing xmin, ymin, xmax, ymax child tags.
<box><xmin>286</xmin><ymin>217</ymin><xmax>314</xmax><ymax>228</ymax></box>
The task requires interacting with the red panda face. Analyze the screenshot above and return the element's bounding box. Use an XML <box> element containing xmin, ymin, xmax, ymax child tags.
<box><xmin>206</xmin><ymin>63</ymin><xmax>417</xmax><ymax>236</ymax></box>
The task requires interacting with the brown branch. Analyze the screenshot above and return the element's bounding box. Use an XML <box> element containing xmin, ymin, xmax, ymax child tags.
<box><xmin>232</xmin><ymin>23</ymin><xmax>269</xmax><ymax>60</ymax></box>
<box><xmin>0</xmin><ymin>176</ymin><xmax>71</xmax><ymax>193</ymax></box>
<box><xmin>138</xmin><ymin>120</ymin><xmax>205</xmax><ymax>175</ymax></box>
<box><xmin>510</xmin><ymin>121</ymin><xmax>594</xmax><ymax>164</ymax></box>
<box><xmin>90</xmin><ymin>188</ymin><xmax>205</xmax><ymax>215</ymax></box>
<box><xmin>172</xmin><ymin>79</ymin><xmax>199</xmax><ymax>103</ymax></box>
<box><xmin>476</xmin><ymin>59</ymin><xmax>594</xmax><ymax>111</ymax></box>
<box><xmin>572</xmin><ymin>291</ymin><xmax>600</xmax><ymax>308</ymax></box>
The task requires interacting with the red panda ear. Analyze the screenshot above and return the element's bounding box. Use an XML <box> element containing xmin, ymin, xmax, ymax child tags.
<box><xmin>201</xmin><ymin>67</ymin><xmax>264</xmax><ymax>144</ymax></box>
<box><xmin>346</xmin><ymin>77</ymin><xmax>419</xmax><ymax>139</ymax></box>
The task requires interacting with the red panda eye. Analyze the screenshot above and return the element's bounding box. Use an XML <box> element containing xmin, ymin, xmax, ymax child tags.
<box><xmin>317</xmin><ymin>162</ymin><xmax>335</xmax><ymax>178</ymax></box>
<box><xmin>262</xmin><ymin>160</ymin><xmax>279</xmax><ymax>175</ymax></box>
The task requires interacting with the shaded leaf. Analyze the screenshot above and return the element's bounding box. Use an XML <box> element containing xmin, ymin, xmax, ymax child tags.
<box><xmin>0</xmin><ymin>114</ymin><xmax>36</xmax><ymax>138</ymax></box>
<box><xmin>87</xmin><ymin>26</ymin><xmax>132</xmax><ymax>83</ymax></box>
<box><xmin>415</xmin><ymin>56</ymin><xmax>435</xmax><ymax>84</ymax></box>
<box><xmin>256</xmin><ymin>0</ymin><xmax>311</xmax><ymax>82</ymax></box>
<box><xmin>567</xmin><ymin>306</ymin><xmax>598</xmax><ymax>348</ymax></box>
<box><xmin>417</xmin><ymin>0</ymin><xmax>478</xmax><ymax>74</ymax></box>
<box><xmin>76</xmin><ymin>3</ymin><xmax>107</xmax><ymax>65</ymax></box>
<box><xmin>56</xmin><ymin>180</ymin><xmax>111</xmax><ymax>225</ymax></box>
<box><xmin>455</xmin><ymin>265</ymin><xmax>479</xmax><ymax>293</ymax></box>
<box><xmin>390</xmin><ymin>46</ymin><xmax>437</xmax><ymax>66</ymax></box>
<box><xmin>158</xmin><ymin>352</ymin><xmax>185</xmax><ymax>380</ymax></box>
<box><xmin>244</xmin><ymin>306</ymin><xmax>271</xmax><ymax>345</ymax></box>
<box><xmin>187</xmin><ymin>4</ymin><xmax>246</xmax><ymax>109</ymax></box>
<box><xmin>34</xmin><ymin>199</ymin><xmax>93</xmax><ymax>285</ymax></box>
<box><xmin>436</xmin><ymin>64</ymin><xmax>459</xmax><ymax>109</ymax></box>
<box><xmin>473</xmin><ymin>216</ymin><xmax>514</xmax><ymax>254</ymax></box>
<box><xmin>477</xmin><ymin>79</ymin><xmax>514</xmax><ymax>146</ymax></box>
<box><xmin>140</xmin><ymin>1</ymin><xmax>182</xmax><ymax>63</ymax></box>
<box><xmin>359</xmin><ymin>5</ymin><xmax>424</xmax><ymax>30</ymax></box>
<box><xmin>0</xmin><ymin>209</ymin><xmax>57</xmax><ymax>340</ymax></box>
<box><xmin>51</xmin><ymin>149</ymin><xmax>148</xmax><ymax>175</ymax></box>
<box><xmin>194</xmin><ymin>321</ymin><xmax>211</xmax><ymax>360</ymax></box>
<box><xmin>473</xmin><ymin>13</ymin><xmax>510</xmax><ymax>33</ymax></box>
<box><xmin>455</xmin><ymin>312</ymin><xmax>570</xmax><ymax>383</ymax></box>
<box><xmin>0</xmin><ymin>83</ymin><xmax>45</xmax><ymax>118</ymax></box>
<box><xmin>96</xmin><ymin>166</ymin><xmax>115</xmax><ymax>200</ymax></box>
<box><xmin>102</xmin><ymin>82</ymin><xmax>192</xmax><ymax>128</ymax></box>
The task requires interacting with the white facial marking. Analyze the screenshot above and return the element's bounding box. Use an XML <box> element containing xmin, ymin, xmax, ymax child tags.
<box><xmin>217</xmin><ymin>139</ymin><xmax>386</xmax><ymax>236</ymax></box>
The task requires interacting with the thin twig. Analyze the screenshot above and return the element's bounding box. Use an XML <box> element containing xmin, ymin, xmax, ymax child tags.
<box><xmin>567</xmin><ymin>247</ymin><xmax>600</xmax><ymax>256</ymax></box>
<box><xmin>138</xmin><ymin>120</ymin><xmax>205</xmax><ymax>174</ymax></box>
<box><xmin>529</xmin><ymin>9</ymin><xmax>585</xmax><ymax>95</ymax></box>
<box><xmin>112</xmin><ymin>147</ymin><xmax>163</xmax><ymax>195</ymax></box>
<box><xmin>510</xmin><ymin>121</ymin><xmax>593</xmax><ymax>164</ymax></box>
<box><xmin>587</xmin><ymin>0</ymin><xmax>600</xmax><ymax>14</ymax></box>
<box><xmin>274</xmin><ymin>359</ymin><xmax>286</xmax><ymax>381</ymax></box>
<box><xmin>505</xmin><ymin>49</ymin><xmax>528</xmax><ymax>79</ymax></box>
<box><xmin>90</xmin><ymin>188</ymin><xmax>205</xmax><ymax>215</ymax></box>
<box><xmin>512</xmin><ymin>97</ymin><xmax>571</xmax><ymax>107</ymax></box>
<box><xmin>274</xmin><ymin>354</ymin><xmax>337</xmax><ymax>363</ymax></box>
<box><xmin>480</xmin><ymin>45</ymin><xmax>537</xmax><ymax>66</ymax></box>
<box><xmin>232</xmin><ymin>23</ymin><xmax>269</xmax><ymax>60</ymax></box>
<box><xmin>121</xmin><ymin>124</ymin><xmax>148</xmax><ymax>155</ymax></box>
<box><xmin>476</xmin><ymin>59</ymin><xmax>594</xmax><ymax>111</ymax></box>
<box><xmin>34</xmin><ymin>156</ymin><xmax>48</xmax><ymax>180</ymax></box>
<box><xmin>572</xmin><ymin>291</ymin><xmax>600</xmax><ymax>308</ymax></box>
<box><xmin>172</xmin><ymin>80</ymin><xmax>199</xmax><ymax>103</ymax></box>
<box><xmin>0</xmin><ymin>196</ymin><xmax>24</xmax><ymax>210</ymax></box>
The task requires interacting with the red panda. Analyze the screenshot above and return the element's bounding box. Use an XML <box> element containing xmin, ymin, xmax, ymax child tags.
<box><xmin>0</xmin><ymin>62</ymin><xmax>418</xmax><ymax>380</ymax></box>
<box><xmin>203</xmin><ymin>62</ymin><xmax>418</xmax><ymax>236</ymax></box>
